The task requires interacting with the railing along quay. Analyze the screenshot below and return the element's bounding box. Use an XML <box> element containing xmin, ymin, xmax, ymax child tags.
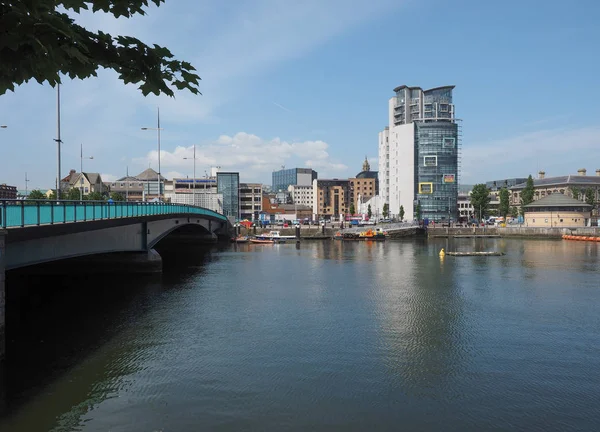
<box><xmin>0</xmin><ymin>199</ymin><xmax>227</xmax><ymax>228</ymax></box>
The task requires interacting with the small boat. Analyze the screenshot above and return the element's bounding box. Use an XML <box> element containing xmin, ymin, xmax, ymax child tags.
<box><xmin>232</xmin><ymin>236</ymin><xmax>249</xmax><ymax>243</ymax></box>
<box><xmin>255</xmin><ymin>230</ymin><xmax>296</xmax><ymax>241</ymax></box>
<box><xmin>249</xmin><ymin>238</ymin><xmax>275</xmax><ymax>244</ymax></box>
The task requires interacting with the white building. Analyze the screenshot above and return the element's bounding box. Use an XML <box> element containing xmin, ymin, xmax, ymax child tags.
<box><xmin>287</xmin><ymin>184</ymin><xmax>314</xmax><ymax>207</ymax></box>
<box><xmin>378</xmin><ymin>85</ymin><xmax>460</xmax><ymax>222</ymax></box>
<box><xmin>164</xmin><ymin>177</ymin><xmax>223</xmax><ymax>214</ymax></box>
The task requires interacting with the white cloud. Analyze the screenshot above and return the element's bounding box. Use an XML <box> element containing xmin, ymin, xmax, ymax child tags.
<box><xmin>462</xmin><ymin>127</ymin><xmax>600</xmax><ymax>183</ymax></box>
<box><xmin>133</xmin><ymin>132</ymin><xmax>347</xmax><ymax>182</ymax></box>
<box><xmin>101</xmin><ymin>173</ymin><xmax>119</xmax><ymax>182</ymax></box>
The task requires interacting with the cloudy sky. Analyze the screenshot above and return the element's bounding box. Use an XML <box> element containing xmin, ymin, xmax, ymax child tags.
<box><xmin>1</xmin><ymin>0</ymin><xmax>599</xmax><ymax>190</ymax></box>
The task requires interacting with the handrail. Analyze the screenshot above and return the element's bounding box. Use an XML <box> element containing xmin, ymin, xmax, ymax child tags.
<box><xmin>0</xmin><ymin>199</ymin><xmax>227</xmax><ymax>228</ymax></box>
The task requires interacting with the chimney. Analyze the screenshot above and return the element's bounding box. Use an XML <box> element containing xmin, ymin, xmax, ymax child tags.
<box><xmin>596</xmin><ymin>169</ymin><xmax>600</xmax><ymax>177</ymax></box>
<box><xmin>538</xmin><ymin>171</ymin><xmax>545</xmax><ymax>179</ymax></box>
<box><xmin>577</xmin><ymin>168</ymin><xmax>587</xmax><ymax>176</ymax></box>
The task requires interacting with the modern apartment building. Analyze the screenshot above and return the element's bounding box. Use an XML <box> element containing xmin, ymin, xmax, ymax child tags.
<box><xmin>272</xmin><ymin>168</ymin><xmax>317</xmax><ymax>192</ymax></box>
<box><xmin>378</xmin><ymin>85</ymin><xmax>460</xmax><ymax>221</ymax></box>
<box><xmin>217</xmin><ymin>172</ymin><xmax>240</xmax><ymax>219</ymax></box>
<box><xmin>239</xmin><ymin>183</ymin><xmax>262</xmax><ymax>220</ymax></box>
<box><xmin>287</xmin><ymin>184</ymin><xmax>314</xmax><ymax>207</ymax></box>
<box><xmin>312</xmin><ymin>178</ymin><xmax>350</xmax><ymax>220</ymax></box>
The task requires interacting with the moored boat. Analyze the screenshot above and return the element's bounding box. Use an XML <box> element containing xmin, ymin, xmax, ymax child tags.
<box><xmin>232</xmin><ymin>236</ymin><xmax>249</xmax><ymax>243</ymax></box>
<box><xmin>249</xmin><ymin>238</ymin><xmax>275</xmax><ymax>244</ymax></box>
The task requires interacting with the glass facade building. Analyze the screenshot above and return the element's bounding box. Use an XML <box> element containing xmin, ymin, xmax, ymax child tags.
<box><xmin>272</xmin><ymin>168</ymin><xmax>317</xmax><ymax>192</ymax></box>
<box><xmin>217</xmin><ymin>172</ymin><xmax>239</xmax><ymax>219</ymax></box>
<box><xmin>415</xmin><ymin>122</ymin><xmax>459</xmax><ymax>221</ymax></box>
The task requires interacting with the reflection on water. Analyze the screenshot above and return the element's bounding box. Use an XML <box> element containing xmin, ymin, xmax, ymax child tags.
<box><xmin>0</xmin><ymin>239</ymin><xmax>599</xmax><ymax>431</ymax></box>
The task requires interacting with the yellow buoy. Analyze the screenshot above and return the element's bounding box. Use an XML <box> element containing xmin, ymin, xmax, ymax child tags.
<box><xmin>439</xmin><ymin>248</ymin><xmax>445</xmax><ymax>257</ymax></box>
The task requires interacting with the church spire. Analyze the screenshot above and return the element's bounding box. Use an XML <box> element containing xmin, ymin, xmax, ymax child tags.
<box><xmin>362</xmin><ymin>156</ymin><xmax>370</xmax><ymax>172</ymax></box>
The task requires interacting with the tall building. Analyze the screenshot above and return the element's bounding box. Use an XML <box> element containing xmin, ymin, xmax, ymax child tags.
<box><xmin>239</xmin><ymin>183</ymin><xmax>262</xmax><ymax>220</ymax></box>
<box><xmin>272</xmin><ymin>168</ymin><xmax>317</xmax><ymax>192</ymax></box>
<box><xmin>349</xmin><ymin>157</ymin><xmax>378</xmax><ymax>213</ymax></box>
<box><xmin>217</xmin><ymin>172</ymin><xmax>240</xmax><ymax>219</ymax></box>
<box><xmin>378</xmin><ymin>85</ymin><xmax>461</xmax><ymax>221</ymax></box>
<box><xmin>163</xmin><ymin>177</ymin><xmax>224</xmax><ymax>213</ymax></box>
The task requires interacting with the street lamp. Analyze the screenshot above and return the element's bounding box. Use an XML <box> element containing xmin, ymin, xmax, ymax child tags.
<box><xmin>183</xmin><ymin>144</ymin><xmax>197</xmax><ymax>206</ymax></box>
<box><xmin>0</xmin><ymin>125</ymin><xmax>7</xmax><ymax>129</ymax></box>
<box><xmin>25</xmin><ymin>172</ymin><xmax>30</xmax><ymax>197</ymax></box>
<box><xmin>54</xmin><ymin>83</ymin><xmax>62</xmax><ymax>200</ymax></box>
<box><xmin>141</xmin><ymin>107</ymin><xmax>163</xmax><ymax>201</ymax></box>
<box><xmin>80</xmin><ymin>143</ymin><xmax>94</xmax><ymax>200</ymax></box>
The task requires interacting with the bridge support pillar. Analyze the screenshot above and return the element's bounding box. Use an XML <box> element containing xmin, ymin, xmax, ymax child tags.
<box><xmin>0</xmin><ymin>230</ymin><xmax>5</xmax><ymax>361</ymax></box>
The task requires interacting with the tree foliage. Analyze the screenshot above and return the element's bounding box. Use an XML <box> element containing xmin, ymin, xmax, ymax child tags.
<box><xmin>87</xmin><ymin>191</ymin><xmax>105</xmax><ymax>201</ymax></box>
<box><xmin>585</xmin><ymin>188</ymin><xmax>595</xmax><ymax>207</ymax></box>
<box><xmin>382</xmin><ymin>203</ymin><xmax>389</xmax><ymax>219</ymax></box>
<box><xmin>399</xmin><ymin>205</ymin><xmax>405</xmax><ymax>221</ymax></box>
<box><xmin>111</xmin><ymin>192</ymin><xmax>125</xmax><ymax>201</ymax></box>
<box><xmin>48</xmin><ymin>190</ymin><xmax>67</xmax><ymax>200</ymax></box>
<box><xmin>571</xmin><ymin>187</ymin><xmax>580</xmax><ymax>200</ymax></box>
<box><xmin>27</xmin><ymin>189</ymin><xmax>46</xmax><ymax>200</ymax></box>
<box><xmin>520</xmin><ymin>175</ymin><xmax>535</xmax><ymax>214</ymax></box>
<box><xmin>415</xmin><ymin>203</ymin><xmax>421</xmax><ymax>220</ymax></box>
<box><xmin>499</xmin><ymin>187</ymin><xmax>510</xmax><ymax>219</ymax></box>
<box><xmin>510</xmin><ymin>206</ymin><xmax>519</xmax><ymax>218</ymax></box>
<box><xmin>470</xmin><ymin>184</ymin><xmax>491</xmax><ymax>220</ymax></box>
<box><xmin>66</xmin><ymin>187</ymin><xmax>83</xmax><ymax>200</ymax></box>
<box><xmin>1</xmin><ymin>0</ymin><xmax>201</xmax><ymax>96</ymax></box>
<box><xmin>367</xmin><ymin>204</ymin><xmax>372</xmax><ymax>219</ymax></box>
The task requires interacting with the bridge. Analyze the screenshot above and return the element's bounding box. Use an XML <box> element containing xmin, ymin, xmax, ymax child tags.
<box><xmin>0</xmin><ymin>199</ymin><xmax>231</xmax><ymax>359</ymax></box>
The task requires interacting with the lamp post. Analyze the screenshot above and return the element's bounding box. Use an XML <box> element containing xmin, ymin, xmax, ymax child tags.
<box><xmin>141</xmin><ymin>107</ymin><xmax>163</xmax><ymax>201</ymax></box>
<box><xmin>25</xmin><ymin>172</ymin><xmax>30</xmax><ymax>197</ymax></box>
<box><xmin>54</xmin><ymin>83</ymin><xmax>62</xmax><ymax>200</ymax></box>
<box><xmin>0</xmin><ymin>125</ymin><xmax>6</xmax><ymax>129</ymax></box>
<box><xmin>183</xmin><ymin>144</ymin><xmax>197</xmax><ymax>206</ymax></box>
<box><xmin>80</xmin><ymin>143</ymin><xmax>94</xmax><ymax>200</ymax></box>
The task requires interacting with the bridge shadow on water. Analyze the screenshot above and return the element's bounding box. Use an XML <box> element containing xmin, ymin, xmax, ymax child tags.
<box><xmin>0</xmin><ymin>240</ymin><xmax>224</xmax><ymax>421</ymax></box>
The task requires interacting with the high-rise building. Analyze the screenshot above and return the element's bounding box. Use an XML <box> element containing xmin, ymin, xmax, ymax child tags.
<box><xmin>272</xmin><ymin>168</ymin><xmax>317</xmax><ymax>192</ymax></box>
<box><xmin>378</xmin><ymin>85</ymin><xmax>460</xmax><ymax>221</ymax></box>
<box><xmin>217</xmin><ymin>172</ymin><xmax>240</xmax><ymax>219</ymax></box>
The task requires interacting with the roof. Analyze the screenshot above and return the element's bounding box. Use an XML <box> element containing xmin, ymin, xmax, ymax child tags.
<box><xmin>523</xmin><ymin>193</ymin><xmax>592</xmax><ymax>209</ymax></box>
<box><xmin>393</xmin><ymin>85</ymin><xmax>455</xmax><ymax>93</ymax></box>
<box><xmin>511</xmin><ymin>175</ymin><xmax>600</xmax><ymax>190</ymax></box>
<box><xmin>65</xmin><ymin>172</ymin><xmax>103</xmax><ymax>186</ymax></box>
<box><xmin>353</xmin><ymin>171</ymin><xmax>378</xmax><ymax>179</ymax></box>
<box><xmin>136</xmin><ymin>168</ymin><xmax>166</xmax><ymax>181</ymax></box>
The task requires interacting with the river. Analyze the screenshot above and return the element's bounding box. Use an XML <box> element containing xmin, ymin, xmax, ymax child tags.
<box><xmin>0</xmin><ymin>238</ymin><xmax>599</xmax><ymax>431</ymax></box>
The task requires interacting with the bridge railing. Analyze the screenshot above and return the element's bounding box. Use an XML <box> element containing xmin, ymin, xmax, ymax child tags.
<box><xmin>0</xmin><ymin>199</ymin><xmax>227</xmax><ymax>228</ymax></box>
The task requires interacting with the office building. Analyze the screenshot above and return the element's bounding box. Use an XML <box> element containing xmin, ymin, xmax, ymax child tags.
<box><xmin>272</xmin><ymin>168</ymin><xmax>317</xmax><ymax>192</ymax></box>
<box><xmin>240</xmin><ymin>183</ymin><xmax>262</xmax><ymax>220</ymax></box>
<box><xmin>217</xmin><ymin>172</ymin><xmax>240</xmax><ymax>219</ymax></box>
<box><xmin>312</xmin><ymin>178</ymin><xmax>350</xmax><ymax>220</ymax></box>
<box><xmin>378</xmin><ymin>85</ymin><xmax>461</xmax><ymax>221</ymax></box>
<box><xmin>163</xmin><ymin>177</ymin><xmax>223</xmax><ymax>213</ymax></box>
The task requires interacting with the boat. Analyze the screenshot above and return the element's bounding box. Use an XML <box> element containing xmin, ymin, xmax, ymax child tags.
<box><xmin>231</xmin><ymin>236</ymin><xmax>249</xmax><ymax>243</ymax></box>
<box><xmin>359</xmin><ymin>229</ymin><xmax>386</xmax><ymax>240</ymax></box>
<box><xmin>255</xmin><ymin>230</ymin><xmax>296</xmax><ymax>241</ymax></box>
<box><xmin>249</xmin><ymin>238</ymin><xmax>276</xmax><ymax>244</ymax></box>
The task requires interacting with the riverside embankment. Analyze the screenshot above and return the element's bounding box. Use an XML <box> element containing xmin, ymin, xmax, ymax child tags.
<box><xmin>427</xmin><ymin>226</ymin><xmax>600</xmax><ymax>239</ymax></box>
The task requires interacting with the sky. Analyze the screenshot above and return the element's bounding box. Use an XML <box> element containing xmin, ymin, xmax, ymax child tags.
<box><xmin>1</xmin><ymin>0</ymin><xmax>600</xmax><ymax>190</ymax></box>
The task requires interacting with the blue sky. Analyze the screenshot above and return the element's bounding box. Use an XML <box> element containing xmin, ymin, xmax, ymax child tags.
<box><xmin>1</xmin><ymin>0</ymin><xmax>600</xmax><ymax>190</ymax></box>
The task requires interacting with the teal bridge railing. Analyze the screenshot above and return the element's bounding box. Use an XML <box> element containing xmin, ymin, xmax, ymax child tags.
<box><xmin>0</xmin><ymin>199</ymin><xmax>228</xmax><ymax>229</ymax></box>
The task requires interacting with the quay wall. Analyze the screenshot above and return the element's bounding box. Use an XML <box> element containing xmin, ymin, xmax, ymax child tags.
<box><xmin>427</xmin><ymin>226</ymin><xmax>600</xmax><ymax>239</ymax></box>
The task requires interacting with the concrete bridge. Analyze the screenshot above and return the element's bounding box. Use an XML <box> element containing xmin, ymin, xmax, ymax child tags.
<box><xmin>0</xmin><ymin>199</ymin><xmax>231</xmax><ymax>360</ymax></box>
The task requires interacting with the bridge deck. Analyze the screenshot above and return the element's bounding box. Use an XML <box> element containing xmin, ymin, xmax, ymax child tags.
<box><xmin>1</xmin><ymin>200</ymin><xmax>227</xmax><ymax>228</ymax></box>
